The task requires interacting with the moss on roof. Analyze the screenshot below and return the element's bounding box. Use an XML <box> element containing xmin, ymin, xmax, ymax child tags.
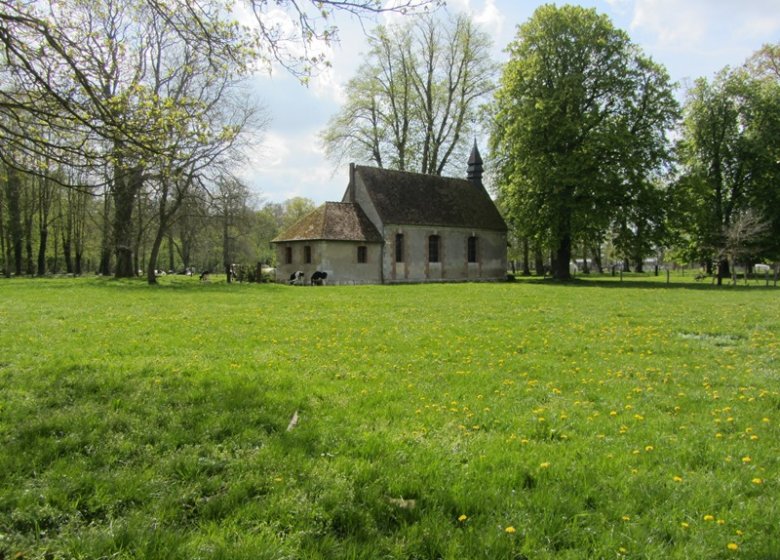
<box><xmin>355</xmin><ymin>165</ymin><xmax>507</xmax><ymax>231</ymax></box>
<box><xmin>272</xmin><ymin>202</ymin><xmax>383</xmax><ymax>243</ymax></box>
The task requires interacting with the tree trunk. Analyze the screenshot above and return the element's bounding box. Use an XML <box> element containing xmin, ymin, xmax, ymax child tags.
<box><xmin>36</xmin><ymin>228</ymin><xmax>48</xmax><ymax>276</ymax></box>
<box><xmin>60</xmin><ymin>192</ymin><xmax>74</xmax><ymax>274</ymax></box>
<box><xmin>0</xmin><ymin>181</ymin><xmax>7</xmax><ymax>277</ymax></box>
<box><xmin>717</xmin><ymin>258</ymin><xmax>730</xmax><ymax>286</ymax></box>
<box><xmin>5</xmin><ymin>167</ymin><xmax>23</xmax><ymax>276</ymax></box>
<box><xmin>23</xmin><ymin>200</ymin><xmax>34</xmax><ymax>276</ymax></box>
<box><xmin>113</xmin><ymin>165</ymin><xmax>143</xmax><ymax>278</ymax></box>
<box><xmin>167</xmin><ymin>230</ymin><xmax>175</xmax><ymax>272</ymax></box>
<box><xmin>592</xmin><ymin>245</ymin><xmax>603</xmax><ymax>273</ymax></box>
<box><xmin>521</xmin><ymin>237</ymin><xmax>531</xmax><ymax>276</ymax></box>
<box><xmin>581</xmin><ymin>244</ymin><xmax>589</xmax><ymax>274</ymax></box>
<box><xmin>552</xmin><ymin>207</ymin><xmax>572</xmax><ymax>280</ymax></box>
<box><xmin>223</xmin><ymin>210</ymin><xmax>231</xmax><ymax>284</ymax></box>
<box><xmin>36</xmin><ymin>175</ymin><xmax>52</xmax><ymax>276</ymax></box>
<box><xmin>98</xmin><ymin>189</ymin><xmax>112</xmax><ymax>275</ymax></box>
<box><xmin>147</xmin><ymin>228</ymin><xmax>165</xmax><ymax>285</ymax></box>
<box><xmin>553</xmin><ymin>234</ymin><xmax>572</xmax><ymax>280</ymax></box>
<box><xmin>534</xmin><ymin>245</ymin><xmax>544</xmax><ymax>276</ymax></box>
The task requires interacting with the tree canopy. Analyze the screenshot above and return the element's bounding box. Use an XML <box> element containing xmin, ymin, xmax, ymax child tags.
<box><xmin>489</xmin><ymin>5</ymin><xmax>678</xmax><ymax>280</ymax></box>
<box><xmin>673</xmin><ymin>57</ymin><xmax>780</xmax><ymax>280</ymax></box>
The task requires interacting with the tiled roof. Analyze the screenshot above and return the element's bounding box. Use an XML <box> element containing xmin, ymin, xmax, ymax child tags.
<box><xmin>355</xmin><ymin>166</ymin><xmax>507</xmax><ymax>232</ymax></box>
<box><xmin>272</xmin><ymin>202</ymin><xmax>383</xmax><ymax>243</ymax></box>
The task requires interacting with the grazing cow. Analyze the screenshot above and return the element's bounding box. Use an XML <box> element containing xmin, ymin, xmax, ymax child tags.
<box><xmin>311</xmin><ymin>271</ymin><xmax>328</xmax><ymax>285</ymax></box>
<box><xmin>288</xmin><ymin>271</ymin><xmax>304</xmax><ymax>285</ymax></box>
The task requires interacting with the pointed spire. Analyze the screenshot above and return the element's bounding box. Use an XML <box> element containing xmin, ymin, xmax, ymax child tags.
<box><xmin>467</xmin><ymin>139</ymin><xmax>484</xmax><ymax>185</ymax></box>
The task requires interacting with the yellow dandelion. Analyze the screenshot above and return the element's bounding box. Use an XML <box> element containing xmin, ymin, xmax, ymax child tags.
<box><xmin>680</xmin><ymin>522</ymin><xmax>690</xmax><ymax>528</ymax></box>
<box><xmin>540</xmin><ymin>462</ymin><xmax>551</xmax><ymax>469</ymax></box>
<box><xmin>505</xmin><ymin>526</ymin><xmax>516</xmax><ymax>534</ymax></box>
<box><xmin>645</xmin><ymin>445</ymin><xmax>654</xmax><ymax>452</ymax></box>
<box><xmin>717</xmin><ymin>519</ymin><xmax>726</xmax><ymax>525</ymax></box>
<box><xmin>621</xmin><ymin>515</ymin><xmax>631</xmax><ymax>521</ymax></box>
<box><xmin>727</xmin><ymin>543</ymin><xmax>739</xmax><ymax>551</ymax></box>
<box><xmin>736</xmin><ymin>530</ymin><xmax>744</xmax><ymax>536</ymax></box>
<box><xmin>704</xmin><ymin>515</ymin><xmax>715</xmax><ymax>521</ymax></box>
<box><xmin>673</xmin><ymin>475</ymin><xmax>683</xmax><ymax>482</ymax></box>
<box><xmin>742</xmin><ymin>456</ymin><xmax>751</xmax><ymax>463</ymax></box>
<box><xmin>752</xmin><ymin>478</ymin><xmax>763</xmax><ymax>484</ymax></box>
<box><xmin>458</xmin><ymin>514</ymin><xmax>468</xmax><ymax>522</ymax></box>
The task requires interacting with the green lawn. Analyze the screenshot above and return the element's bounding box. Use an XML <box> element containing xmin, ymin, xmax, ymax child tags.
<box><xmin>1</xmin><ymin>276</ymin><xmax>778</xmax><ymax>559</ymax></box>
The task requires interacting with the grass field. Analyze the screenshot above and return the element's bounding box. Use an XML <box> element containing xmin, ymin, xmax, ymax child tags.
<box><xmin>1</xmin><ymin>276</ymin><xmax>778</xmax><ymax>559</ymax></box>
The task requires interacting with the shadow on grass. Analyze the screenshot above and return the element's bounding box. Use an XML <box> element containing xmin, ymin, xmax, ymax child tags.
<box><xmin>1</xmin><ymin>275</ymin><xmax>285</xmax><ymax>293</ymax></box>
<box><xmin>513</xmin><ymin>275</ymin><xmax>780</xmax><ymax>291</ymax></box>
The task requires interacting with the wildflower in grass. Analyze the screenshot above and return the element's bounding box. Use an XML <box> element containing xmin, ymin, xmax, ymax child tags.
<box><xmin>505</xmin><ymin>526</ymin><xmax>516</xmax><ymax>534</ymax></box>
<box><xmin>673</xmin><ymin>475</ymin><xmax>683</xmax><ymax>482</ymax></box>
<box><xmin>736</xmin><ymin>530</ymin><xmax>744</xmax><ymax>536</ymax></box>
<box><xmin>610</xmin><ymin>410</ymin><xmax>618</xmax><ymax>417</ymax></box>
<box><xmin>704</xmin><ymin>515</ymin><xmax>715</xmax><ymax>521</ymax></box>
<box><xmin>752</xmin><ymin>478</ymin><xmax>763</xmax><ymax>484</ymax></box>
<box><xmin>645</xmin><ymin>445</ymin><xmax>654</xmax><ymax>452</ymax></box>
<box><xmin>718</xmin><ymin>519</ymin><xmax>726</xmax><ymax>525</ymax></box>
<box><xmin>458</xmin><ymin>514</ymin><xmax>468</xmax><ymax>522</ymax></box>
<box><xmin>727</xmin><ymin>543</ymin><xmax>739</xmax><ymax>551</ymax></box>
<box><xmin>540</xmin><ymin>462</ymin><xmax>551</xmax><ymax>469</ymax></box>
<box><xmin>681</xmin><ymin>522</ymin><xmax>690</xmax><ymax>528</ymax></box>
<box><xmin>621</xmin><ymin>515</ymin><xmax>631</xmax><ymax>521</ymax></box>
<box><xmin>742</xmin><ymin>456</ymin><xmax>751</xmax><ymax>463</ymax></box>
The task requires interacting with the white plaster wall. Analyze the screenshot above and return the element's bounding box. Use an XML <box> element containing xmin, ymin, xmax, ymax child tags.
<box><xmin>275</xmin><ymin>241</ymin><xmax>382</xmax><ymax>284</ymax></box>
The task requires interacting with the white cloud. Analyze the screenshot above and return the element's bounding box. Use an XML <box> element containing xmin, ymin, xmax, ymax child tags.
<box><xmin>629</xmin><ymin>0</ymin><xmax>780</xmax><ymax>51</ymax></box>
<box><xmin>630</xmin><ymin>0</ymin><xmax>708</xmax><ymax>48</ymax></box>
<box><xmin>241</xmin><ymin>129</ymin><xmax>345</xmax><ymax>203</ymax></box>
<box><xmin>473</xmin><ymin>0</ymin><xmax>504</xmax><ymax>37</ymax></box>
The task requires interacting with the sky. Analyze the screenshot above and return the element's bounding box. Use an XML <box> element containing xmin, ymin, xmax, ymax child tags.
<box><xmin>238</xmin><ymin>0</ymin><xmax>780</xmax><ymax>206</ymax></box>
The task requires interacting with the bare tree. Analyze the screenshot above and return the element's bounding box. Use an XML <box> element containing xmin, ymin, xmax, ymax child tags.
<box><xmin>720</xmin><ymin>209</ymin><xmax>769</xmax><ymax>285</ymax></box>
<box><xmin>322</xmin><ymin>12</ymin><xmax>496</xmax><ymax>176</ymax></box>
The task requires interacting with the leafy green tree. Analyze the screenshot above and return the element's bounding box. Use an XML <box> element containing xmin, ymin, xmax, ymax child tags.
<box><xmin>489</xmin><ymin>5</ymin><xmax>678</xmax><ymax>280</ymax></box>
<box><xmin>675</xmin><ymin>56</ymin><xmax>780</xmax><ymax>281</ymax></box>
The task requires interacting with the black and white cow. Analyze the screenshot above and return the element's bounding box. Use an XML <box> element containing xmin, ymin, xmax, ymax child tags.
<box><xmin>288</xmin><ymin>271</ymin><xmax>304</xmax><ymax>285</ymax></box>
<box><xmin>311</xmin><ymin>271</ymin><xmax>328</xmax><ymax>286</ymax></box>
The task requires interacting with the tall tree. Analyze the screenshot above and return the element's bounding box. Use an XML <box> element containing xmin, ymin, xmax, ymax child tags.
<box><xmin>489</xmin><ymin>5</ymin><xmax>678</xmax><ymax>280</ymax></box>
<box><xmin>321</xmin><ymin>12</ymin><xmax>496</xmax><ymax>176</ymax></box>
<box><xmin>0</xmin><ymin>0</ymin><xmax>438</xmax><ymax>278</ymax></box>
<box><xmin>675</xmin><ymin>58</ymin><xmax>780</xmax><ymax>281</ymax></box>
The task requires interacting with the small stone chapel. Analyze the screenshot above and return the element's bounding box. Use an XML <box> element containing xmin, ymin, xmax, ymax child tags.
<box><xmin>271</xmin><ymin>144</ymin><xmax>508</xmax><ymax>284</ymax></box>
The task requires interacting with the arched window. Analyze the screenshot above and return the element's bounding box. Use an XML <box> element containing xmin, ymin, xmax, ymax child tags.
<box><xmin>395</xmin><ymin>233</ymin><xmax>404</xmax><ymax>263</ymax></box>
<box><xmin>428</xmin><ymin>235</ymin><xmax>440</xmax><ymax>263</ymax></box>
<box><xmin>468</xmin><ymin>236</ymin><xmax>478</xmax><ymax>263</ymax></box>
